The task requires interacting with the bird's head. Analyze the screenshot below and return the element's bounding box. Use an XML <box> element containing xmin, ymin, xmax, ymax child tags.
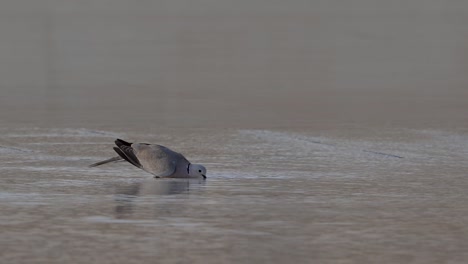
<box><xmin>190</xmin><ymin>164</ymin><xmax>207</xmax><ymax>179</ymax></box>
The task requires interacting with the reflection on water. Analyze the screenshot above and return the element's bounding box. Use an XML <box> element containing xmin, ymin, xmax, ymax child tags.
<box><xmin>115</xmin><ymin>179</ymin><xmax>204</xmax><ymax>196</ymax></box>
<box><xmin>114</xmin><ymin>179</ymin><xmax>204</xmax><ymax>219</ymax></box>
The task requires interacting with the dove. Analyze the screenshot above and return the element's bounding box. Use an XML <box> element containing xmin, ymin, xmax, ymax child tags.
<box><xmin>90</xmin><ymin>139</ymin><xmax>206</xmax><ymax>179</ymax></box>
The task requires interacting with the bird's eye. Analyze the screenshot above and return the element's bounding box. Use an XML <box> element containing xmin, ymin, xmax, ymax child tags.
<box><xmin>198</xmin><ymin>170</ymin><xmax>202</xmax><ymax>173</ymax></box>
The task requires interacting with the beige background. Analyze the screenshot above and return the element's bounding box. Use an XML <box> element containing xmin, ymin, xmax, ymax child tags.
<box><xmin>0</xmin><ymin>0</ymin><xmax>467</xmax><ymax>128</ymax></box>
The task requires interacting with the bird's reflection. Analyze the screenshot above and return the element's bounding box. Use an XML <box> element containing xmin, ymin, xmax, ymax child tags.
<box><xmin>113</xmin><ymin>179</ymin><xmax>205</xmax><ymax>219</ymax></box>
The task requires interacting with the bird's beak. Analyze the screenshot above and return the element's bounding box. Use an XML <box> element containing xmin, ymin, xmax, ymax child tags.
<box><xmin>202</xmin><ymin>174</ymin><xmax>206</xmax><ymax>179</ymax></box>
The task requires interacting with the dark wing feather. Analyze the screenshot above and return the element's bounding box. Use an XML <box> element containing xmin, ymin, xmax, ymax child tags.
<box><xmin>113</xmin><ymin>145</ymin><xmax>142</xmax><ymax>169</ymax></box>
<box><xmin>114</xmin><ymin>138</ymin><xmax>142</xmax><ymax>168</ymax></box>
<box><xmin>115</xmin><ymin>138</ymin><xmax>132</xmax><ymax>147</ymax></box>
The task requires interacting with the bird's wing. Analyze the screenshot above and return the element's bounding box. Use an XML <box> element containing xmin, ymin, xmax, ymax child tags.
<box><xmin>113</xmin><ymin>139</ymin><xmax>142</xmax><ymax>169</ymax></box>
<box><xmin>132</xmin><ymin>143</ymin><xmax>186</xmax><ymax>177</ymax></box>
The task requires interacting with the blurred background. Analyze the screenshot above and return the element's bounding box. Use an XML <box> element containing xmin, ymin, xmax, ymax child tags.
<box><xmin>1</xmin><ymin>0</ymin><xmax>467</xmax><ymax>129</ymax></box>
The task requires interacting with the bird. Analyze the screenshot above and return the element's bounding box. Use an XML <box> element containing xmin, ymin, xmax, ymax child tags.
<box><xmin>90</xmin><ymin>139</ymin><xmax>207</xmax><ymax>179</ymax></box>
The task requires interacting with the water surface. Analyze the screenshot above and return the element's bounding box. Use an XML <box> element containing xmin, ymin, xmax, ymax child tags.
<box><xmin>2</xmin><ymin>127</ymin><xmax>468</xmax><ymax>263</ymax></box>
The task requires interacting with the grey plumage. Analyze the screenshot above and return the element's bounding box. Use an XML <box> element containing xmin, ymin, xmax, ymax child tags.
<box><xmin>90</xmin><ymin>139</ymin><xmax>206</xmax><ymax>179</ymax></box>
<box><xmin>131</xmin><ymin>143</ymin><xmax>187</xmax><ymax>177</ymax></box>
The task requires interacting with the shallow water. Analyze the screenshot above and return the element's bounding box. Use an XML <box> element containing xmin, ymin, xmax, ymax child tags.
<box><xmin>2</xmin><ymin>127</ymin><xmax>468</xmax><ymax>263</ymax></box>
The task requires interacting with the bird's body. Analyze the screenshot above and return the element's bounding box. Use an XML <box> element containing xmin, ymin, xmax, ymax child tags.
<box><xmin>90</xmin><ymin>139</ymin><xmax>207</xmax><ymax>179</ymax></box>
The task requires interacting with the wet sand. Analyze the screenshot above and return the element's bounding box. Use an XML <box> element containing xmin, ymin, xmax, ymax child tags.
<box><xmin>1</xmin><ymin>1</ymin><xmax>468</xmax><ymax>263</ymax></box>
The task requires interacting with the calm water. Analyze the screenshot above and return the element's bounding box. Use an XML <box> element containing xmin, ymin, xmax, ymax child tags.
<box><xmin>2</xmin><ymin>0</ymin><xmax>468</xmax><ymax>263</ymax></box>
<box><xmin>1</xmin><ymin>126</ymin><xmax>468</xmax><ymax>263</ymax></box>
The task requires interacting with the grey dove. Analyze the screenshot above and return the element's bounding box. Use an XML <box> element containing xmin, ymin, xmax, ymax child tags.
<box><xmin>90</xmin><ymin>139</ymin><xmax>207</xmax><ymax>179</ymax></box>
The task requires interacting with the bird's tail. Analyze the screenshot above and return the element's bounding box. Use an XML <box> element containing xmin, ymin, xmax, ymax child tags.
<box><xmin>89</xmin><ymin>156</ymin><xmax>123</xmax><ymax>167</ymax></box>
